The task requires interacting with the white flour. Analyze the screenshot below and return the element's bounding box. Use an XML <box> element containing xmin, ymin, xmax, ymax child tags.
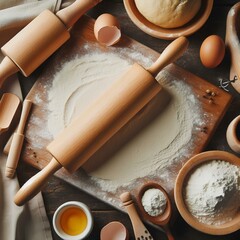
<box><xmin>47</xmin><ymin>50</ymin><xmax>204</xmax><ymax>192</ymax></box>
<box><xmin>184</xmin><ymin>160</ymin><xmax>240</xmax><ymax>225</ymax></box>
<box><xmin>141</xmin><ymin>188</ymin><xmax>167</xmax><ymax>216</ymax></box>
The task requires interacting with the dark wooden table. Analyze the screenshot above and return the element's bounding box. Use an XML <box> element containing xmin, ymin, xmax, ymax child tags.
<box><xmin>17</xmin><ymin>1</ymin><xmax>240</xmax><ymax>239</ymax></box>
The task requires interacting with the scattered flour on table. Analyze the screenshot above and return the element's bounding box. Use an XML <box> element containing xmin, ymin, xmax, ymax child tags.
<box><xmin>47</xmin><ymin>51</ymin><xmax>204</xmax><ymax>192</ymax></box>
<box><xmin>184</xmin><ymin>160</ymin><xmax>240</xmax><ymax>225</ymax></box>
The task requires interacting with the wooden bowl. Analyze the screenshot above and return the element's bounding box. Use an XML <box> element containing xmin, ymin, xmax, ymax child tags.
<box><xmin>226</xmin><ymin>115</ymin><xmax>240</xmax><ymax>153</ymax></box>
<box><xmin>174</xmin><ymin>150</ymin><xmax>240</xmax><ymax>235</ymax></box>
<box><xmin>123</xmin><ymin>0</ymin><xmax>214</xmax><ymax>40</ymax></box>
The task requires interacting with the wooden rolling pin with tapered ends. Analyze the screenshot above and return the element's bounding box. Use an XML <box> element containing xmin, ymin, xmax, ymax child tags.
<box><xmin>0</xmin><ymin>0</ymin><xmax>102</xmax><ymax>89</ymax></box>
<box><xmin>14</xmin><ymin>36</ymin><xmax>189</xmax><ymax>206</ymax></box>
<box><xmin>5</xmin><ymin>100</ymin><xmax>32</xmax><ymax>178</ymax></box>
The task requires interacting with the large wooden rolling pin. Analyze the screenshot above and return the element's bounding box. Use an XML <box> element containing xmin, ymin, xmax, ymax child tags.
<box><xmin>14</xmin><ymin>36</ymin><xmax>189</xmax><ymax>206</ymax></box>
<box><xmin>0</xmin><ymin>0</ymin><xmax>102</xmax><ymax>89</ymax></box>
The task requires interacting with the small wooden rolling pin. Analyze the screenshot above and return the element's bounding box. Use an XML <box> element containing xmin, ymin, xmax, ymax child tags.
<box><xmin>14</xmin><ymin>36</ymin><xmax>189</xmax><ymax>206</ymax></box>
<box><xmin>5</xmin><ymin>100</ymin><xmax>32</xmax><ymax>178</ymax></box>
<box><xmin>0</xmin><ymin>0</ymin><xmax>102</xmax><ymax>89</ymax></box>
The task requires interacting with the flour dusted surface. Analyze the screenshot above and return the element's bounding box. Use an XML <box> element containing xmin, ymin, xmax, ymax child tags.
<box><xmin>47</xmin><ymin>50</ymin><xmax>204</xmax><ymax>192</ymax></box>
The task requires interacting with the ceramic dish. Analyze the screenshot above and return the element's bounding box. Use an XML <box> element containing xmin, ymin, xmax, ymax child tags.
<box><xmin>53</xmin><ymin>201</ymin><xmax>93</xmax><ymax>240</ymax></box>
<box><xmin>174</xmin><ymin>150</ymin><xmax>240</xmax><ymax>235</ymax></box>
<box><xmin>123</xmin><ymin>0</ymin><xmax>214</xmax><ymax>40</ymax></box>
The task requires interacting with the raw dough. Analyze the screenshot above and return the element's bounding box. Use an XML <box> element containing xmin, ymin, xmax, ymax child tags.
<box><xmin>135</xmin><ymin>0</ymin><xmax>201</xmax><ymax>28</ymax></box>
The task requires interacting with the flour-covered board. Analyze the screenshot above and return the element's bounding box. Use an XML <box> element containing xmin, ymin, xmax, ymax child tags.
<box><xmin>22</xmin><ymin>16</ymin><xmax>231</xmax><ymax>213</ymax></box>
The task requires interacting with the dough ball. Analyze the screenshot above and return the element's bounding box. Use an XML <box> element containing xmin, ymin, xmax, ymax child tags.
<box><xmin>135</xmin><ymin>0</ymin><xmax>201</xmax><ymax>28</ymax></box>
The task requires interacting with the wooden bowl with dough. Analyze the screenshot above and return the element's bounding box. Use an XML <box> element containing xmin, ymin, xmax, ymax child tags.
<box><xmin>174</xmin><ymin>150</ymin><xmax>240</xmax><ymax>235</ymax></box>
<box><xmin>123</xmin><ymin>0</ymin><xmax>214</xmax><ymax>40</ymax></box>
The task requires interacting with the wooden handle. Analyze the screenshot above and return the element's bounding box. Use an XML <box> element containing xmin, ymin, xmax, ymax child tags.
<box><xmin>17</xmin><ymin>100</ymin><xmax>32</xmax><ymax>134</ymax></box>
<box><xmin>147</xmin><ymin>36</ymin><xmax>189</xmax><ymax>76</ymax></box>
<box><xmin>5</xmin><ymin>100</ymin><xmax>32</xmax><ymax>178</ymax></box>
<box><xmin>163</xmin><ymin>225</ymin><xmax>175</xmax><ymax>240</ymax></box>
<box><xmin>56</xmin><ymin>0</ymin><xmax>102</xmax><ymax>29</ymax></box>
<box><xmin>14</xmin><ymin>158</ymin><xmax>62</xmax><ymax>206</ymax></box>
<box><xmin>120</xmin><ymin>192</ymin><xmax>148</xmax><ymax>236</ymax></box>
<box><xmin>5</xmin><ymin>133</ymin><xmax>24</xmax><ymax>178</ymax></box>
<box><xmin>0</xmin><ymin>57</ymin><xmax>19</xmax><ymax>89</ymax></box>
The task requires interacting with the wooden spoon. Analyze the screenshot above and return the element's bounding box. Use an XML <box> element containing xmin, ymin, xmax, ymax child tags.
<box><xmin>137</xmin><ymin>182</ymin><xmax>174</xmax><ymax>240</ymax></box>
<box><xmin>120</xmin><ymin>192</ymin><xmax>154</xmax><ymax>240</ymax></box>
<box><xmin>0</xmin><ymin>93</ymin><xmax>20</xmax><ymax>134</ymax></box>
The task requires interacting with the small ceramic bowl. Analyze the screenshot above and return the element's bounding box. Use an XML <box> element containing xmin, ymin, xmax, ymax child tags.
<box><xmin>53</xmin><ymin>201</ymin><xmax>93</xmax><ymax>240</ymax></box>
<box><xmin>174</xmin><ymin>150</ymin><xmax>240</xmax><ymax>235</ymax></box>
<box><xmin>123</xmin><ymin>0</ymin><xmax>214</xmax><ymax>40</ymax></box>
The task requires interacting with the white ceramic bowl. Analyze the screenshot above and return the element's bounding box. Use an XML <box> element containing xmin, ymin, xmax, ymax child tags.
<box><xmin>53</xmin><ymin>201</ymin><xmax>93</xmax><ymax>240</ymax></box>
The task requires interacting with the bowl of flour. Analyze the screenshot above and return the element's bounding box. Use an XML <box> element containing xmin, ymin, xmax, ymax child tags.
<box><xmin>174</xmin><ymin>150</ymin><xmax>240</xmax><ymax>235</ymax></box>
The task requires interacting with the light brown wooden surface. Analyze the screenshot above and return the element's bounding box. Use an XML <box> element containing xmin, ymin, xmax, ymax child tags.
<box><xmin>15</xmin><ymin>36</ymin><xmax>189</xmax><ymax>206</ymax></box>
<box><xmin>5</xmin><ymin>99</ymin><xmax>32</xmax><ymax>178</ymax></box>
<box><xmin>21</xmin><ymin>14</ymin><xmax>232</xmax><ymax>209</ymax></box>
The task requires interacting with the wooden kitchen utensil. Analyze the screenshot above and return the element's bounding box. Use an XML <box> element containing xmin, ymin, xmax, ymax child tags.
<box><xmin>0</xmin><ymin>93</ymin><xmax>20</xmax><ymax>134</ymax></box>
<box><xmin>120</xmin><ymin>192</ymin><xmax>153</xmax><ymax>240</ymax></box>
<box><xmin>225</xmin><ymin>2</ymin><xmax>240</xmax><ymax>93</ymax></box>
<box><xmin>5</xmin><ymin>99</ymin><xmax>32</xmax><ymax>178</ymax></box>
<box><xmin>14</xmin><ymin>36</ymin><xmax>189</xmax><ymax>206</ymax></box>
<box><xmin>0</xmin><ymin>0</ymin><xmax>102</xmax><ymax>89</ymax></box>
<box><xmin>137</xmin><ymin>182</ymin><xmax>174</xmax><ymax>240</ymax></box>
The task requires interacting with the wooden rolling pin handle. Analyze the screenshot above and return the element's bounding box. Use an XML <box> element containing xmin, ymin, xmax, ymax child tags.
<box><xmin>14</xmin><ymin>158</ymin><xmax>62</xmax><ymax>206</ymax></box>
<box><xmin>5</xmin><ymin>133</ymin><xmax>24</xmax><ymax>178</ymax></box>
<box><xmin>147</xmin><ymin>36</ymin><xmax>189</xmax><ymax>77</ymax></box>
<box><xmin>57</xmin><ymin>0</ymin><xmax>102</xmax><ymax>29</ymax></box>
<box><xmin>0</xmin><ymin>56</ymin><xmax>19</xmax><ymax>89</ymax></box>
<box><xmin>17</xmin><ymin>100</ymin><xmax>32</xmax><ymax>134</ymax></box>
<box><xmin>163</xmin><ymin>225</ymin><xmax>175</xmax><ymax>240</ymax></box>
<box><xmin>5</xmin><ymin>100</ymin><xmax>32</xmax><ymax>178</ymax></box>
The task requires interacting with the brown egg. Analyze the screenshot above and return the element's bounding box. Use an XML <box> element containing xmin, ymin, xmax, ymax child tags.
<box><xmin>200</xmin><ymin>35</ymin><xmax>225</xmax><ymax>68</ymax></box>
<box><xmin>94</xmin><ymin>13</ymin><xmax>121</xmax><ymax>46</ymax></box>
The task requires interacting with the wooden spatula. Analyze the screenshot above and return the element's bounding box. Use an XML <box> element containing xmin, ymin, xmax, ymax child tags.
<box><xmin>0</xmin><ymin>93</ymin><xmax>20</xmax><ymax>134</ymax></box>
